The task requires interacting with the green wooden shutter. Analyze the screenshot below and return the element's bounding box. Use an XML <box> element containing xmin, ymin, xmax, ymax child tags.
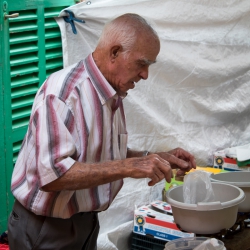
<box><xmin>0</xmin><ymin>0</ymin><xmax>75</xmax><ymax>232</ymax></box>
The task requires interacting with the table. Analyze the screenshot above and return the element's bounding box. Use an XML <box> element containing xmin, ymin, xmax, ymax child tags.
<box><xmin>223</xmin><ymin>227</ymin><xmax>250</xmax><ymax>250</ymax></box>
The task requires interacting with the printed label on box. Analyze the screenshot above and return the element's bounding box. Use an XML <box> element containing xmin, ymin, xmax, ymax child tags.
<box><xmin>133</xmin><ymin>204</ymin><xmax>194</xmax><ymax>241</ymax></box>
<box><xmin>151</xmin><ymin>200</ymin><xmax>172</xmax><ymax>214</ymax></box>
<box><xmin>213</xmin><ymin>150</ymin><xmax>250</xmax><ymax>171</ymax></box>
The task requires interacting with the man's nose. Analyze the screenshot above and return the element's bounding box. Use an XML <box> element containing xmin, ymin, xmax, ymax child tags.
<box><xmin>139</xmin><ymin>67</ymin><xmax>149</xmax><ymax>80</ymax></box>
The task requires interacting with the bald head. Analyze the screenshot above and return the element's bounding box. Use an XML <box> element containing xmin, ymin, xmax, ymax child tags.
<box><xmin>93</xmin><ymin>13</ymin><xmax>160</xmax><ymax>96</ymax></box>
<box><xmin>96</xmin><ymin>13</ymin><xmax>160</xmax><ymax>56</ymax></box>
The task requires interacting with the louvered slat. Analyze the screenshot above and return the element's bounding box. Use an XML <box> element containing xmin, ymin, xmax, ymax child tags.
<box><xmin>10</xmin><ymin>54</ymin><xmax>39</xmax><ymax>67</ymax></box>
<box><xmin>12</xmin><ymin>95</ymin><xmax>37</xmax><ymax>110</ymax></box>
<box><xmin>10</xmin><ymin>32</ymin><xmax>38</xmax><ymax>45</ymax></box>
<box><xmin>44</xmin><ymin>8</ymin><xmax>63</xmax><ymax>18</ymax></box>
<box><xmin>10</xmin><ymin>43</ymin><xmax>38</xmax><ymax>56</ymax></box>
<box><xmin>13</xmin><ymin>141</ymin><xmax>21</xmax><ymax>154</ymax></box>
<box><xmin>45</xmin><ymin>28</ymin><xmax>61</xmax><ymax>39</ymax></box>
<box><xmin>9</xmin><ymin>10</ymin><xmax>37</xmax><ymax>22</ymax></box>
<box><xmin>46</xmin><ymin>48</ymin><xmax>62</xmax><ymax>59</ymax></box>
<box><xmin>11</xmin><ymin>64</ymin><xmax>39</xmax><ymax>77</ymax></box>
<box><xmin>11</xmin><ymin>75</ymin><xmax>39</xmax><ymax>88</ymax></box>
<box><xmin>12</xmin><ymin>106</ymin><xmax>33</xmax><ymax>121</ymax></box>
<box><xmin>10</xmin><ymin>22</ymin><xmax>38</xmax><ymax>33</ymax></box>
<box><xmin>12</xmin><ymin>117</ymin><xmax>30</xmax><ymax>131</ymax></box>
<box><xmin>11</xmin><ymin>85</ymin><xmax>38</xmax><ymax>99</ymax></box>
<box><xmin>45</xmin><ymin>39</ymin><xmax>62</xmax><ymax>49</ymax></box>
<box><xmin>46</xmin><ymin>58</ymin><xmax>63</xmax><ymax>70</ymax></box>
<box><xmin>45</xmin><ymin>19</ymin><xmax>59</xmax><ymax>29</ymax></box>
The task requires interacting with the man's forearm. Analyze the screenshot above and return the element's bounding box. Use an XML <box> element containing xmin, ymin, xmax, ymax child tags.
<box><xmin>42</xmin><ymin>160</ymin><xmax>128</xmax><ymax>192</ymax></box>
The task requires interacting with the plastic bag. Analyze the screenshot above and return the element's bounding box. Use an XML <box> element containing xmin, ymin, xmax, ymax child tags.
<box><xmin>193</xmin><ymin>238</ymin><xmax>224</xmax><ymax>250</ymax></box>
<box><xmin>183</xmin><ymin>170</ymin><xmax>215</xmax><ymax>204</ymax></box>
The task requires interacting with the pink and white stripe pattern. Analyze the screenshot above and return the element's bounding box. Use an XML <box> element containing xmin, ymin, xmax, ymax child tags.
<box><xmin>11</xmin><ymin>54</ymin><xmax>127</xmax><ymax>218</ymax></box>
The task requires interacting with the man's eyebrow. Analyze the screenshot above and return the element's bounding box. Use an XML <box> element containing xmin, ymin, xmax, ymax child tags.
<box><xmin>137</xmin><ymin>58</ymin><xmax>157</xmax><ymax>65</ymax></box>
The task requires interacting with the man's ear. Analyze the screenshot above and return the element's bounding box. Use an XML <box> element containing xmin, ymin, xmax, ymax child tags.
<box><xmin>110</xmin><ymin>45</ymin><xmax>121</xmax><ymax>61</ymax></box>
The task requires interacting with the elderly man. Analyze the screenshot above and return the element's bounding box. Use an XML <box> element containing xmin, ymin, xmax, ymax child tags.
<box><xmin>8</xmin><ymin>13</ymin><xmax>195</xmax><ymax>250</ymax></box>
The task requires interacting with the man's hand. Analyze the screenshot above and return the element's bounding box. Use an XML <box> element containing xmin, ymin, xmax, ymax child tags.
<box><xmin>157</xmin><ymin>147</ymin><xmax>196</xmax><ymax>176</ymax></box>
<box><xmin>125</xmin><ymin>154</ymin><xmax>173</xmax><ymax>186</ymax></box>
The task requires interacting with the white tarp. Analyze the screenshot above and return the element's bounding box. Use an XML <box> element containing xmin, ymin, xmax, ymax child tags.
<box><xmin>56</xmin><ymin>0</ymin><xmax>250</xmax><ymax>248</ymax></box>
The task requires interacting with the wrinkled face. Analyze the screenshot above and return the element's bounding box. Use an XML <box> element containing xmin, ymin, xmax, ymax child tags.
<box><xmin>108</xmin><ymin>36</ymin><xmax>160</xmax><ymax>96</ymax></box>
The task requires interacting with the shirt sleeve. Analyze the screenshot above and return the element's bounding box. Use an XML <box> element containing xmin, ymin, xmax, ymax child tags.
<box><xmin>34</xmin><ymin>94</ymin><xmax>78</xmax><ymax>187</ymax></box>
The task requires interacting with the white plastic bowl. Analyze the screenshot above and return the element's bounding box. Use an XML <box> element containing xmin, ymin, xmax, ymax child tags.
<box><xmin>164</xmin><ymin>237</ymin><xmax>225</xmax><ymax>250</ymax></box>
<box><xmin>166</xmin><ymin>182</ymin><xmax>245</xmax><ymax>234</ymax></box>
<box><xmin>210</xmin><ymin>172</ymin><xmax>250</xmax><ymax>212</ymax></box>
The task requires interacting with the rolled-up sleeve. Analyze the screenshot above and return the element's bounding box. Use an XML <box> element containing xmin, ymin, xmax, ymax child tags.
<box><xmin>34</xmin><ymin>94</ymin><xmax>78</xmax><ymax>187</ymax></box>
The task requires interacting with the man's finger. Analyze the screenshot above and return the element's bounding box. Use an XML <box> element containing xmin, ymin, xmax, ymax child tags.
<box><xmin>176</xmin><ymin>169</ymin><xmax>186</xmax><ymax>177</ymax></box>
<box><xmin>156</xmin><ymin>157</ymin><xmax>173</xmax><ymax>183</ymax></box>
<box><xmin>168</xmin><ymin>154</ymin><xmax>190</xmax><ymax>169</ymax></box>
<box><xmin>178</xmin><ymin>149</ymin><xmax>196</xmax><ymax>169</ymax></box>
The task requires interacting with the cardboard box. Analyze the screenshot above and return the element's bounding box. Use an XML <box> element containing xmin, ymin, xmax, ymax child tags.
<box><xmin>133</xmin><ymin>201</ymin><xmax>194</xmax><ymax>241</ymax></box>
<box><xmin>213</xmin><ymin>150</ymin><xmax>250</xmax><ymax>171</ymax></box>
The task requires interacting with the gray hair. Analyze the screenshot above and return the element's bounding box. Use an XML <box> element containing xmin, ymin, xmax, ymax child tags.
<box><xmin>97</xmin><ymin>13</ymin><xmax>159</xmax><ymax>58</ymax></box>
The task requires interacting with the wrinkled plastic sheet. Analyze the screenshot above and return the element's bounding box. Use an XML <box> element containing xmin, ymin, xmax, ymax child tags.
<box><xmin>56</xmin><ymin>0</ymin><xmax>250</xmax><ymax>249</ymax></box>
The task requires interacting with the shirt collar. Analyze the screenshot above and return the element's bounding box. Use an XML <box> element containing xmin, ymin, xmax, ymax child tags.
<box><xmin>84</xmin><ymin>53</ymin><xmax>117</xmax><ymax>105</ymax></box>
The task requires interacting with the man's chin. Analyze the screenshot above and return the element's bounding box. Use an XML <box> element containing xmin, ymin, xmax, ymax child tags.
<box><xmin>117</xmin><ymin>90</ymin><xmax>128</xmax><ymax>97</ymax></box>
<box><xmin>117</xmin><ymin>84</ymin><xmax>135</xmax><ymax>97</ymax></box>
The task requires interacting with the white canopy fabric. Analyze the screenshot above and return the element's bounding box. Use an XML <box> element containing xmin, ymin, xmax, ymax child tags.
<box><xmin>56</xmin><ymin>0</ymin><xmax>250</xmax><ymax>248</ymax></box>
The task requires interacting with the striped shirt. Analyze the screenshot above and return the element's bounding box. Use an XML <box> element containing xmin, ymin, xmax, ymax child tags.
<box><xmin>11</xmin><ymin>54</ymin><xmax>128</xmax><ymax>219</ymax></box>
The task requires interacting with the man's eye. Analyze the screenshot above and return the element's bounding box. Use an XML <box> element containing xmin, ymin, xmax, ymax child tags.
<box><xmin>137</xmin><ymin>62</ymin><xmax>146</xmax><ymax>68</ymax></box>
